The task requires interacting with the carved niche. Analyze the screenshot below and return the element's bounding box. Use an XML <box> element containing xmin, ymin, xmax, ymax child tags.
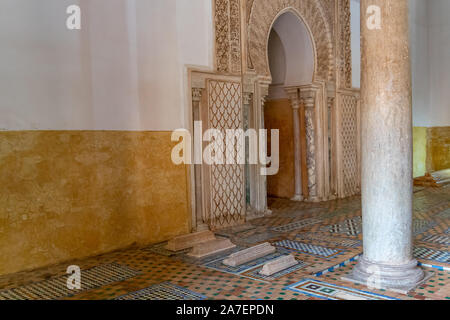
<box><xmin>206</xmin><ymin>0</ymin><xmax>357</xmax><ymax>215</ymax></box>
<box><xmin>213</xmin><ymin>0</ymin><xmax>353</xmax><ymax>87</ymax></box>
<box><xmin>246</xmin><ymin>0</ymin><xmax>335</xmax><ymax>81</ymax></box>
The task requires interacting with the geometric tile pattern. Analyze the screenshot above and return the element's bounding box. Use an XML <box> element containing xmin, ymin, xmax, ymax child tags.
<box><xmin>271</xmin><ymin>218</ymin><xmax>321</xmax><ymax>232</ymax></box>
<box><xmin>0</xmin><ymin>263</ymin><xmax>140</xmax><ymax>300</ymax></box>
<box><xmin>237</xmin><ymin>232</ymin><xmax>279</xmax><ymax>245</ymax></box>
<box><xmin>320</xmin><ymin>217</ymin><xmax>362</xmax><ymax>236</ymax></box>
<box><xmin>414</xmin><ymin>247</ymin><xmax>450</xmax><ymax>264</ymax></box>
<box><xmin>340</xmin><ymin>94</ymin><xmax>360</xmax><ymax>198</ymax></box>
<box><xmin>0</xmin><ymin>186</ymin><xmax>448</xmax><ymax>301</ymax></box>
<box><xmin>320</xmin><ymin>259</ymin><xmax>450</xmax><ymax>301</ymax></box>
<box><xmin>420</xmin><ymin>234</ymin><xmax>450</xmax><ymax>246</ymax></box>
<box><xmin>413</xmin><ymin>220</ymin><xmax>438</xmax><ymax>236</ymax></box>
<box><xmin>274</xmin><ymin>240</ymin><xmax>342</xmax><ymax>259</ymax></box>
<box><xmin>207</xmin><ymin>80</ymin><xmax>244</xmax><ymax>228</ymax></box>
<box><xmin>418</xmin><ymin>262</ymin><xmax>450</xmax><ymax>272</ymax></box>
<box><xmin>215</xmin><ymin>225</ymin><xmax>257</xmax><ymax>238</ymax></box>
<box><xmin>313</xmin><ymin>254</ymin><xmax>362</xmax><ymax>277</ymax></box>
<box><xmin>295</xmin><ymin>232</ymin><xmax>361</xmax><ymax>248</ymax></box>
<box><xmin>286</xmin><ymin>279</ymin><xmax>398</xmax><ymax>300</ymax></box>
<box><xmin>437</xmin><ymin>208</ymin><xmax>450</xmax><ymax>219</ymax></box>
<box><xmin>115</xmin><ymin>282</ymin><xmax>206</xmax><ymax>300</ymax></box>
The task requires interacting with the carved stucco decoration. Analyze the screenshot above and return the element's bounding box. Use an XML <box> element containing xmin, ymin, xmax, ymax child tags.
<box><xmin>247</xmin><ymin>0</ymin><xmax>334</xmax><ymax>81</ymax></box>
<box><xmin>214</xmin><ymin>0</ymin><xmax>242</xmax><ymax>75</ymax></box>
<box><xmin>207</xmin><ymin>80</ymin><xmax>245</xmax><ymax>227</ymax></box>
<box><xmin>338</xmin><ymin>0</ymin><xmax>352</xmax><ymax>88</ymax></box>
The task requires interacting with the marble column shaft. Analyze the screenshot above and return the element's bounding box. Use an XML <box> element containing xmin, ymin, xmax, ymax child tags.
<box><xmin>286</xmin><ymin>88</ymin><xmax>303</xmax><ymax>201</ymax></box>
<box><xmin>350</xmin><ymin>0</ymin><xmax>424</xmax><ymax>290</ymax></box>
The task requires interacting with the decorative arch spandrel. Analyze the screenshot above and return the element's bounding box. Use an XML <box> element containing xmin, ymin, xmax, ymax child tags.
<box><xmin>246</xmin><ymin>0</ymin><xmax>335</xmax><ymax>82</ymax></box>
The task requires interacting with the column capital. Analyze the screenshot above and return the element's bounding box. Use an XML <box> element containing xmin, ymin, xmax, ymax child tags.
<box><xmin>284</xmin><ymin>87</ymin><xmax>300</xmax><ymax>109</ymax></box>
<box><xmin>300</xmin><ymin>87</ymin><xmax>317</xmax><ymax>109</ymax></box>
<box><xmin>327</xmin><ymin>97</ymin><xmax>335</xmax><ymax>109</ymax></box>
<box><xmin>243</xmin><ymin>92</ymin><xmax>253</xmax><ymax>105</ymax></box>
<box><xmin>192</xmin><ymin>87</ymin><xmax>203</xmax><ymax>103</ymax></box>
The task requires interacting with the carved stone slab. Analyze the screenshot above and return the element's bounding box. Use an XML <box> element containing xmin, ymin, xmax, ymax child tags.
<box><xmin>165</xmin><ymin>230</ymin><xmax>216</xmax><ymax>252</ymax></box>
<box><xmin>259</xmin><ymin>255</ymin><xmax>298</xmax><ymax>276</ymax></box>
<box><xmin>187</xmin><ymin>239</ymin><xmax>236</xmax><ymax>259</ymax></box>
<box><xmin>223</xmin><ymin>242</ymin><xmax>276</xmax><ymax>267</ymax></box>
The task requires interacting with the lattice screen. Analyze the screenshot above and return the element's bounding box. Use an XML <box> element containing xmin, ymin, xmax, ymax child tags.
<box><xmin>340</xmin><ymin>94</ymin><xmax>360</xmax><ymax>196</ymax></box>
<box><xmin>207</xmin><ymin>80</ymin><xmax>245</xmax><ymax>228</ymax></box>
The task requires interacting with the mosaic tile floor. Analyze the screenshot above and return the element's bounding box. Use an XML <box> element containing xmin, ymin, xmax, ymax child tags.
<box><xmin>0</xmin><ymin>186</ymin><xmax>448</xmax><ymax>301</ymax></box>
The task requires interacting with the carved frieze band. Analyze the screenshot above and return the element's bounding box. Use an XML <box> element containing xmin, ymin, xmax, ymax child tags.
<box><xmin>338</xmin><ymin>0</ymin><xmax>352</xmax><ymax>88</ymax></box>
<box><xmin>214</xmin><ymin>0</ymin><xmax>242</xmax><ymax>75</ymax></box>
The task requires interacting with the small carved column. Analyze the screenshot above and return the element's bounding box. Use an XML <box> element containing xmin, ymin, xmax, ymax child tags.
<box><xmin>300</xmin><ymin>88</ymin><xmax>318</xmax><ymax>202</ymax></box>
<box><xmin>259</xmin><ymin>90</ymin><xmax>269</xmax><ymax>214</ymax></box>
<box><xmin>248</xmin><ymin>81</ymin><xmax>271</xmax><ymax>219</ymax></box>
<box><xmin>347</xmin><ymin>0</ymin><xmax>425</xmax><ymax>291</ymax></box>
<box><xmin>192</xmin><ymin>87</ymin><xmax>208</xmax><ymax>232</ymax></box>
<box><xmin>327</xmin><ymin>96</ymin><xmax>336</xmax><ymax>197</ymax></box>
<box><xmin>285</xmin><ymin>87</ymin><xmax>303</xmax><ymax>201</ymax></box>
<box><xmin>243</xmin><ymin>92</ymin><xmax>253</xmax><ymax>208</ymax></box>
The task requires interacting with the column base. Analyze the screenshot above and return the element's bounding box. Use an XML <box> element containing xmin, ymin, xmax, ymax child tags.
<box><xmin>343</xmin><ymin>256</ymin><xmax>429</xmax><ymax>294</ymax></box>
<box><xmin>290</xmin><ymin>195</ymin><xmax>303</xmax><ymax>202</ymax></box>
<box><xmin>304</xmin><ymin>196</ymin><xmax>320</xmax><ymax>203</ymax></box>
<box><xmin>194</xmin><ymin>223</ymin><xmax>210</xmax><ymax>232</ymax></box>
<box><xmin>246</xmin><ymin>208</ymin><xmax>272</xmax><ymax>221</ymax></box>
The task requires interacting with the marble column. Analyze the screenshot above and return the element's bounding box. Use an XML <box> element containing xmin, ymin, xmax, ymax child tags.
<box><xmin>300</xmin><ymin>88</ymin><xmax>318</xmax><ymax>202</ymax></box>
<box><xmin>192</xmin><ymin>88</ymin><xmax>209</xmax><ymax>232</ymax></box>
<box><xmin>348</xmin><ymin>0</ymin><xmax>424</xmax><ymax>291</ymax></box>
<box><xmin>285</xmin><ymin>88</ymin><xmax>303</xmax><ymax>202</ymax></box>
<box><xmin>243</xmin><ymin>92</ymin><xmax>253</xmax><ymax>209</ymax></box>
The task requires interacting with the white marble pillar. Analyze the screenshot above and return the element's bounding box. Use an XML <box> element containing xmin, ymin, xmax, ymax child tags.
<box><xmin>286</xmin><ymin>88</ymin><xmax>303</xmax><ymax>202</ymax></box>
<box><xmin>192</xmin><ymin>87</ymin><xmax>209</xmax><ymax>232</ymax></box>
<box><xmin>348</xmin><ymin>0</ymin><xmax>424</xmax><ymax>291</ymax></box>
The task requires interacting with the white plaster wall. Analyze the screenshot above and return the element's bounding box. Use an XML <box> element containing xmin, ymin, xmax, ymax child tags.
<box><xmin>410</xmin><ymin>0</ymin><xmax>431</xmax><ymax>127</ymax></box>
<box><xmin>428</xmin><ymin>0</ymin><xmax>450</xmax><ymax>127</ymax></box>
<box><xmin>0</xmin><ymin>0</ymin><xmax>213</xmax><ymax>131</ymax></box>
<box><xmin>351</xmin><ymin>0</ymin><xmax>450</xmax><ymax>127</ymax></box>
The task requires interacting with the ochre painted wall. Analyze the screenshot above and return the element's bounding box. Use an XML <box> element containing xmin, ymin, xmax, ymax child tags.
<box><xmin>0</xmin><ymin>131</ymin><xmax>191</xmax><ymax>276</ymax></box>
<box><xmin>427</xmin><ymin>127</ymin><xmax>450</xmax><ymax>172</ymax></box>
<box><xmin>413</xmin><ymin>127</ymin><xmax>427</xmax><ymax>178</ymax></box>
<box><xmin>264</xmin><ymin>99</ymin><xmax>295</xmax><ymax>199</ymax></box>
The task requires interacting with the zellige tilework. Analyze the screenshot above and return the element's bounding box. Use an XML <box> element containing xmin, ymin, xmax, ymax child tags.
<box><xmin>0</xmin><ymin>263</ymin><xmax>140</xmax><ymax>300</ymax></box>
<box><xmin>115</xmin><ymin>282</ymin><xmax>206</xmax><ymax>300</ymax></box>
<box><xmin>0</xmin><ymin>186</ymin><xmax>448</xmax><ymax>301</ymax></box>
<box><xmin>274</xmin><ymin>241</ymin><xmax>344</xmax><ymax>259</ymax></box>
<box><xmin>286</xmin><ymin>278</ymin><xmax>398</xmax><ymax>300</ymax></box>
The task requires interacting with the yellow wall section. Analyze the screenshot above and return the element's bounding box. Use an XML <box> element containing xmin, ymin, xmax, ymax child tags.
<box><xmin>427</xmin><ymin>127</ymin><xmax>450</xmax><ymax>172</ymax></box>
<box><xmin>413</xmin><ymin>127</ymin><xmax>427</xmax><ymax>178</ymax></box>
<box><xmin>0</xmin><ymin>131</ymin><xmax>190</xmax><ymax>276</ymax></box>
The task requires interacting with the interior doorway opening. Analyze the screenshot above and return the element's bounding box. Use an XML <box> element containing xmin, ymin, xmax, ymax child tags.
<box><xmin>264</xmin><ymin>11</ymin><xmax>315</xmax><ymax>202</ymax></box>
